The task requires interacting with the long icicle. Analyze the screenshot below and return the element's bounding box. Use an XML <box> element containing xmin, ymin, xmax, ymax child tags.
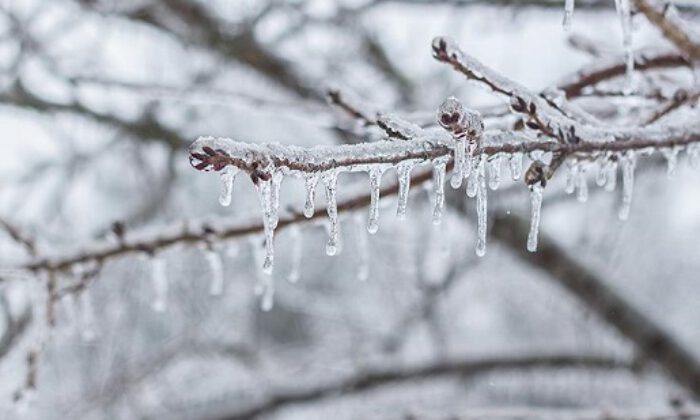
<box><xmin>475</xmin><ymin>157</ymin><xmax>488</xmax><ymax>257</ymax></box>
<box><xmin>527</xmin><ymin>183</ymin><xmax>544</xmax><ymax>252</ymax></box>
<box><xmin>367</xmin><ymin>168</ymin><xmax>383</xmax><ymax>234</ymax></box>
<box><xmin>619</xmin><ymin>151</ymin><xmax>637</xmax><ymax>220</ymax></box>
<box><xmin>432</xmin><ymin>159</ymin><xmax>447</xmax><ymax>225</ymax></box>
<box><xmin>396</xmin><ymin>162</ymin><xmax>414</xmax><ymax>220</ymax></box>
<box><xmin>324</xmin><ymin>171</ymin><xmax>340</xmax><ymax>256</ymax></box>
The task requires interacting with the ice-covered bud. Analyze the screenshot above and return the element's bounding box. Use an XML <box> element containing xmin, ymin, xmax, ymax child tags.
<box><xmin>189</xmin><ymin>146</ymin><xmax>232</xmax><ymax>172</ymax></box>
<box><xmin>524</xmin><ymin>160</ymin><xmax>553</xmax><ymax>187</ymax></box>
<box><xmin>437</xmin><ymin>97</ymin><xmax>483</xmax><ymax>140</ymax></box>
<box><xmin>431</xmin><ymin>36</ymin><xmax>460</xmax><ymax>62</ymax></box>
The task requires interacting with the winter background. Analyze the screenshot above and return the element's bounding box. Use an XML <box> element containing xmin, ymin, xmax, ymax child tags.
<box><xmin>0</xmin><ymin>0</ymin><xmax>699</xmax><ymax>419</ymax></box>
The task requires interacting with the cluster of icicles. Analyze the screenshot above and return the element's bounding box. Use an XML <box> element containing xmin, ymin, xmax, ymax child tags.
<box><xmin>185</xmin><ymin>138</ymin><xmax>700</xmax><ymax>311</ymax></box>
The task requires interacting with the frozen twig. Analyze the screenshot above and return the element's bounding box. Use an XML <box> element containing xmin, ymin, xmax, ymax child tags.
<box><xmin>633</xmin><ymin>0</ymin><xmax>700</xmax><ymax>62</ymax></box>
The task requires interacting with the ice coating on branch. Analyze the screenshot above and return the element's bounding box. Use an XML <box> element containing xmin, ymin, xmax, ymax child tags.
<box><xmin>614</xmin><ymin>0</ymin><xmax>634</xmax><ymax>87</ymax></box>
<box><xmin>509</xmin><ymin>152</ymin><xmax>523</xmax><ymax>180</ymax></box>
<box><xmin>377</xmin><ymin>113</ymin><xmax>423</xmax><ymax>140</ymax></box>
<box><xmin>323</xmin><ymin>171</ymin><xmax>340</xmax><ymax>256</ymax></box>
<box><xmin>619</xmin><ymin>152</ymin><xmax>637</xmax><ymax>220</ymax></box>
<box><xmin>396</xmin><ymin>162</ymin><xmax>415</xmax><ymax>220</ymax></box>
<box><xmin>288</xmin><ymin>225</ymin><xmax>302</xmax><ymax>283</ymax></box>
<box><xmin>661</xmin><ymin>147</ymin><xmax>681</xmax><ymax>176</ymax></box>
<box><xmin>304</xmin><ymin>174</ymin><xmax>319</xmax><ymax>218</ymax></box>
<box><xmin>437</xmin><ymin>97</ymin><xmax>483</xmax><ymax>189</ymax></box>
<box><xmin>218</xmin><ymin>167</ymin><xmax>238</xmax><ymax>207</ymax></box>
<box><xmin>563</xmin><ymin>0</ymin><xmax>575</xmax><ymax>31</ymax></box>
<box><xmin>487</xmin><ymin>155</ymin><xmax>502</xmax><ymax>190</ymax></box>
<box><xmin>205</xmin><ymin>249</ymin><xmax>224</xmax><ymax>296</ymax></box>
<box><xmin>475</xmin><ymin>158</ymin><xmax>488</xmax><ymax>257</ymax></box>
<box><xmin>527</xmin><ymin>184</ymin><xmax>544</xmax><ymax>252</ymax></box>
<box><xmin>432</xmin><ymin>159</ymin><xmax>447</xmax><ymax>225</ymax></box>
<box><xmin>151</xmin><ymin>255</ymin><xmax>168</xmax><ymax>312</ymax></box>
<box><xmin>367</xmin><ymin>168</ymin><xmax>385</xmax><ymax>234</ymax></box>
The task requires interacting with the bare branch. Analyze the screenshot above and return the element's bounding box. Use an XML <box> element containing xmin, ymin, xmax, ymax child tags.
<box><xmin>633</xmin><ymin>0</ymin><xmax>700</xmax><ymax>61</ymax></box>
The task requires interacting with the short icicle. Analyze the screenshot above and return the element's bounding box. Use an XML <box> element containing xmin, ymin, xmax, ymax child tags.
<box><xmin>205</xmin><ymin>248</ymin><xmax>224</xmax><ymax>296</ymax></box>
<box><xmin>618</xmin><ymin>152</ymin><xmax>637</xmax><ymax>221</ymax></box>
<box><xmin>79</xmin><ymin>292</ymin><xmax>97</xmax><ymax>342</ymax></box>
<box><xmin>509</xmin><ymin>152</ymin><xmax>523</xmax><ymax>180</ymax></box>
<box><xmin>303</xmin><ymin>174</ymin><xmax>319</xmax><ymax>218</ymax></box>
<box><xmin>487</xmin><ymin>155</ymin><xmax>502</xmax><ymax>191</ymax></box>
<box><xmin>218</xmin><ymin>167</ymin><xmax>238</xmax><ymax>207</ymax></box>
<box><xmin>396</xmin><ymin>162</ymin><xmax>414</xmax><ymax>220</ymax></box>
<box><xmin>323</xmin><ymin>171</ymin><xmax>340</xmax><ymax>256</ymax></box>
<box><xmin>432</xmin><ymin>159</ymin><xmax>447</xmax><ymax>225</ymax></box>
<box><xmin>367</xmin><ymin>168</ymin><xmax>384</xmax><ymax>234</ymax></box>
<box><xmin>604</xmin><ymin>159</ymin><xmax>618</xmax><ymax>192</ymax></box>
<box><xmin>475</xmin><ymin>158</ymin><xmax>488</xmax><ymax>257</ymax></box>
<box><xmin>151</xmin><ymin>255</ymin><xmax>168</xmax><ymax>313</ymax></box>
<box><xmin>662</xmin><ymin>147</ymin><xmax>680</xmax><ymax>176</ymax></box>
<box><xmin>576</xmin><ymin>166</ymin><xmax>588</xmax><ymax>203</ymax></box>
<box><xmin>527</xmin><ymin>183</ymin><xmax>544</xmax><ymax>252</ymax></box>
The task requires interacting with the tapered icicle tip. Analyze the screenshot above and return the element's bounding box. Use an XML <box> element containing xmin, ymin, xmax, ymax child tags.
<box><xmin>218</xmin><ymin>167</ymin><xmax>238</xmax><ymax>207</ymax></box>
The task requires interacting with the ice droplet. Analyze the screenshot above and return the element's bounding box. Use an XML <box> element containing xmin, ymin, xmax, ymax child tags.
<box><xmin>205</xmin><ymin>249</ymin><xmax>224</xmax><ymax>296</ymax></box>
<box><xmin>303</xmin><ymin>174</ymin><xmax>319</xmax><ymax>218</ymax></box>
<box><xmin>563</xmin><ymin>0</ymin><xmax>575</xmax><ymax>31</ymax></box>
<box><xmin>288</xmin><ymin>225</ymin><xmax>302</xmax><ymax>283</ymax></box>
<box><xmin>367</xmin><ymin>168</ymin><xmax>384</xmax><ymax>234</ymax></box>
<box><xmin>527</xmin><ymin>183</ymin><xmax>544</xmax><ymax>252</ymax></box>
<box><xmin>432</xmin><ymin>159</ymin><xmax>447</xmax><ymax>225</ymax></box>
<box><xmin>487</xmin><ymin>155</ymin><xmax>502</xmax><ymax>191</ymax></box>
<box><xmin>396</xmin><ymin>162</ymin><xmax>414</xmax><ymax>220</ymax></box>
<box><xmin>509</xmin><ymin>152</ymin><xmax>523</xmax><ymax>180</ymax></box>
<box><xmin>618</xmin><ymin>152</ymin><xmax>637</xmax><ymax>221</ymax></box>
<box><xmin>218</xmin><ymin>167</ymin><xmax>238</xmax><ymax>207</ymax></box>
<box><xmin>323</xmin><ymin>171</ymin><xmax>340</xmax><ymax>256</ymax></box>
<box><xmin>475</xmin><ymin>158</ymin><xmax>488</xmax><ymax>257</ymax></box>
<box><xmin>151</xmin><ymin>255</ymin><xmax>168</xmax><ymax>312</ymax></box>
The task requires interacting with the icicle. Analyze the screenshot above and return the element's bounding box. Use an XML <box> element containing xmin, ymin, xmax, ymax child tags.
<box><xmin>661</xmin><ymin>147</ymin><xmax>681</xmax><ymax>176</ymax></box>
<box><xmin>487</xmin><ymin>155</ymin><xmax>502</xmax><ymax>191</ymax></box>
<box><xmin>367</xmin><ymin>168</ymin><xmax>383</xmax><ymax>234</ymax></box>
<box><xmin>450</xmin><ymin>139</ymin><xmax>465</xmax><ymax>189</ymax></box>
<box><xmin>269</xmin><ymin>172</ymin><xmax>283</xmax><ymax>229</ymax></box>
<box><xmin>688</xmin><ymin>144</ymin><xmax>700</xmax><ymax>169</ymax></box>
<box><xmin>396</xmin><ymin>162</ymin><xmax>414</xmax><ymax>220</ymax></box>
<box><xmin>255</xmin><ymin>180</ymin><xmax>277</xmax><ymax>274</ymax></box>
<box><xmin>618</xmin><ymin>152</ymin><xmax>637</xmax><ymax>221</ymax></box>
<box><xmin>605</xmin><ymin>159</ymin><xmax>618</xmax><ymax>192</ymax></box>
<box><xmin>614</xmin><ymin>0</ymin><xmax>634</xmax><ymax>88</ymax></box>
<box><xmin>218</xmin><ymin>167</ymin><xmax>238</xmax><ymax>207</ymax></box>
<box><xmin>323</xmin><ymin>171</ymin><xmax>340</xmax><ymax>256</ymax></box>
<box><xmin>527</xmin><ymin>184</ymin><xmax>544</xmax><ymax>252</ymax></box>
<box><xmin>288</xmin><ymin>225</ymin><xmax>302</xmax><ymax>283</ymax></box>
<box><xmin>595</xmin><ymin>161</ymin><xmax>607</xmax><ymax>187</ymax></box>
<box><xmin>205</xmin><ymin>249</ymin><xmax>224</xmax><ymax>296</ymax></box>
<box><xmin>252</xmin><ymin>238</ymin><xmax>275</xmax><ymax>311</ymax></box>
<box><xmin>475</xmin><ymin>158</ymin><xmax>488</xmax><ymax>257</ymax></box>
<box><xmin>466</xmin><ymin>156</ymin><xmax>480</xmax><ymax>198</ymax></box>
<box><xmin>432</xmin><ymin>160</ymin><xmax>447</xmax><ymax>225</ymax></box>
<box><xmin>79</xmin><ymin>292</ymin><xmax>96</xmax><ymax>342</ymax></box>
<box><xmin>576</xmin><ymin>166</ymin><xmax>588</xmax><ymax>203</ymax></box>
<box><xmin>565</xmin><ymin>160</ymin><xmax>578</xmax><ymax>194</ymax></box>
<box><xmin>303</xmin><ymin>174</ymin><xmax>318</xmax><ymax>218</ymax></box>
<box><xmin>509</xmin><ymin>153</ymin><xmax>523</xmax><ymax>180</ymax></box>
<box><xmin>355</xmin><ymin>215</ymin><xmax>370</xmax><ymax>282</ymax></box>
<box><xmin>151</xmin><ymin>255</ymin><xmax>168</xmax><ymax>312</ymax></box>
<box><xmin>563</xmin><ymin>0</ymin><xmax>575</xmax><ymax>31</ymax></box>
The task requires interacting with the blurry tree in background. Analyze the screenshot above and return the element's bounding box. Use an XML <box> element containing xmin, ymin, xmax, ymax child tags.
<box><xmin>1</xmin><ymin>0</ymin><xmax>700</xmax><ymax>419</ymax></box>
